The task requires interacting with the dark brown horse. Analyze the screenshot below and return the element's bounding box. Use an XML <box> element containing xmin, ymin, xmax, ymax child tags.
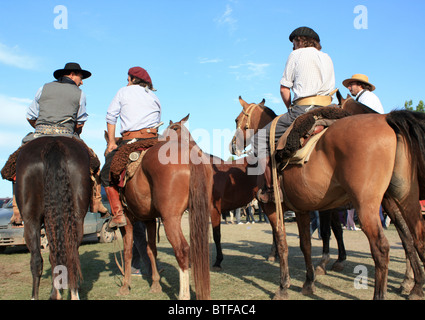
<box><xmin>15</xmin><ymin>136</ymin><xmax>92</xmax><ymax>300</ymax></box>
<box><xmin>166</xmin><ymin>115</ymin><xmax>280</xmax><ymax>271</ymax></box>
<box><xmin>109</xmin><ymin>122</ymin><xmax>212</xmax><ymax>300</ymax></box>
<box><xmin>231</xmin><ymin>97</ymin><xmax>425</xmax><ymax>300</ymax></box>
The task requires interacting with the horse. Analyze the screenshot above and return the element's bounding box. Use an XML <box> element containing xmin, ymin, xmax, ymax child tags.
<box><xmin>15</xmin><ymin>136</ymin><xmax>92</xmax><ymax>300</ymax></box>
<box><xmin>165</xmin><ymin>115</ymin><xmax>282</xmax><ymax>271</ymax></box>
<box><xmin>107</xmin><ymin>121</ymin><xmax>212</xmax><ymax>300</ymax></box>
<box><xmin>231</xmin><ymin>97</ymin><xmax>347</xmax><ymax>273</ymax></box>
<box><xmin>231</xmin><ymin>97</ymin><xmax>425</xmax><ymax>300</ymax></box>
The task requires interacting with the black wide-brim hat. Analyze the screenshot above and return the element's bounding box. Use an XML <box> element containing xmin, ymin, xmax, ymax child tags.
<box><xmin>53</xmin><ymin>62</ymin><xmax>92</xmax><ymax>80</ymax></box>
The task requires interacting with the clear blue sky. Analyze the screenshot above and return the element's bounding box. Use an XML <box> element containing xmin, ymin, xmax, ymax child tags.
<box><xmin>1</xmin><ymin>0</ymin><xmax>424</xmax><ymax>197</ymax></box>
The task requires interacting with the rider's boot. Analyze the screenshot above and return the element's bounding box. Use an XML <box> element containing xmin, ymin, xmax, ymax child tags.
<box><xmin>104</xmin><ymin>186</ymin><xmax>127</xmax><ymax>229</ymax></box>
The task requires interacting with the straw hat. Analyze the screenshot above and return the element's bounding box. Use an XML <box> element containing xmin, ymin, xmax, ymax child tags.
<box><xmin>342</xmin><ymin>74</ymin><xmax>375</xmax><ymax>91</ymax></box>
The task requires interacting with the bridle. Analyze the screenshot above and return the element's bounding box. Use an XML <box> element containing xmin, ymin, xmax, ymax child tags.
<box><xmin>231</xmin><ymin>103</ymin><xmax>261</xmax><ymax>156</ymax></box>
<box><xmin>236</xmin><ymin>103</ymin><xmax>260</xmax><ymax>131</ymax></box>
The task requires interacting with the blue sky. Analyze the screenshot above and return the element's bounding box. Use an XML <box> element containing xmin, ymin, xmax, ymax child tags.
<box><xmin>1</xmin><ymin>0</ymin><xmax>425</xmax><ymax>197</ymax></box>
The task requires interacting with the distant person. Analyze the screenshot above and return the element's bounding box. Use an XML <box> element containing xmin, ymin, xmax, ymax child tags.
<box><xmin>343</xmin><ymin>74</ymin><xmax>384</xmax><ymax>113</ymax></box>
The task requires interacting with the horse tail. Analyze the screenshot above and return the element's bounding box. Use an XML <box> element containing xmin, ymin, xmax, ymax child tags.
<box><xmin>42</xmin><ymin>139</ymin><xmax>82</xmax><ymax>291</ymax></box>
<box><xmin>188</xmin><ymin>160</ymin><xmax>212</xmax><ymax>300</ymax></box>
<box><xmin>386</xmin><ymin>110</ymin><xmax>425</xmax><ymax>197</ymax></box>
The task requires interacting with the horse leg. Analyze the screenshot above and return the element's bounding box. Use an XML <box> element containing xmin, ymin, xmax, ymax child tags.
<box><xmin>118</xmin><ymin>218</ymin><xmax>134</xmax><ymax>296</ymax></box>
<box><xmin>24</xmin><ymin>221</ymin><xmax>44</xmax><ymax>300</ymax></box>
<box><xmin>330</xmin><ymin>210</ymin><xmax>346</xmax><ymax>272</ymax></box>
<box><xmin>211</xmin><ymin>208</ymin><xmax>224</xmax><ymax>271</ymax></box>
<box><xmin>382</xmin><ymin>196</ymin><xmax>425</xmax><ymax>299</ymax></box>
<box><xmin>162</xmin><ymin>216</ymin><xmax>190</xmax><ymax>300</ymax></box>
<box><xmin>357</xmin><ymin>204</ymin><xmax>389</xmax><ymax>300</ymax></box>
<box><xmin>264</xmin><ymin>203</ymin><xmax>290</xmax><ymax>300</ymax></box>
<box><xmin>316</xmin><ymin>210</ymin><xmax>331</xmax><ymax>275</ymax></box>
<box><xmin>145</xmin><ymin>219</ymin><xmax>162</xmax><ymax>293</ymax></box>
<box><xmin>296</xmin><ymin>212</ymin><xmax>316</xmax><ymax>295</ymax></box>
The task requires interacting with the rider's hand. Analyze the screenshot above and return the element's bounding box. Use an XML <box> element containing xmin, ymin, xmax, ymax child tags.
<box><xmin>105</xmin><ymin>142</ymin><xmax>118</xmax><ymax>156</ymax></box>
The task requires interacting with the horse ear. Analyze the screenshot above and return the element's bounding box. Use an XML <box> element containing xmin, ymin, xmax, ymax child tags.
<box><xmin>181</xmin><ymin>114</ymin><xmax>190</xmax><ymax>123</ymax></box>
<box><xmin>169</xmin><ymin>120</ymin><xmax>173</xmax><ymax>125</ymax></box>
<box><xmin>239</xmin><ymin>96</ymin><xmax>249</xmax><ymax>109</ymax></box>
<box><xmin>259</xmin><ymin>99</ymin><xmax>265</xmax><ymax>107</ymax></box>
<box><xmin>104</xmin><ymin>130</ymin><xmax>108</xmax><ymax>143</ymax></box>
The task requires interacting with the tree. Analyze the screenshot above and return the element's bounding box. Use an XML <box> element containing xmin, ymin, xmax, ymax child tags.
<box><xmin>404</xmin><ymin>100</ymin><xmax>425</xmax><ymax>113</ymax></box>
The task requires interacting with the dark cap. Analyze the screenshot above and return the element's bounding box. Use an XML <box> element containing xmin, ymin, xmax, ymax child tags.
<box><xmin>289</xmin><ymin>26</ymin><xmax>320</xmax><ymax>42</ymax></box>
<box><xmin>128</xmin><ymin>67</ymin><xmax>152</xmax><ymax>85</ymax></box>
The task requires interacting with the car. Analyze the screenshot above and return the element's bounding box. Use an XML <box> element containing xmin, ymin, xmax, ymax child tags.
<box><xmin>0</xmin><ymin>199</ymin><xmax>114</xmax><ymax>253</ymax></box>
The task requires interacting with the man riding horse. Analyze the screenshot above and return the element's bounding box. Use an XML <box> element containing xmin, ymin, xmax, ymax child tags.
<box><xmin>100</xmin><ymin>66</ymin><xmax>161</xmax><ymax>229</ymax></box>
<box><xmin>254</xmin><ymin>26</ymin><xmax>336</xmax><ymax>203</ymax></box>
<box><xmin>3</xmin><ymin>62</ymin><xmax>106</xmax><ymax>224</ymax></box>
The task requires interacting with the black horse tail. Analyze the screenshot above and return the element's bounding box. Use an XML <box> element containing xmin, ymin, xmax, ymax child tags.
<box><xmin>188</xmin><ymin>159</ymin><xmax>212</xmax><ymax>300</ymax></box>
<box><xmin>42</xmin><ymin>139</ymin><xmax>82</xmax><ymax>291</ymax></box>
<box><xmin>386</xmin><ymin>110</ymin><xmax>425</xmax><ymax>198</ymax></box>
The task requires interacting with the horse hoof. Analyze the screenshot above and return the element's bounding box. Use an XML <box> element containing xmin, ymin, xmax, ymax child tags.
<box><xmin>119</xmin><ymin>286</ymin><xmax>130</xmax><ymax>296</ymax></box>
<box><xmin>302</xmin><ymin>283</ymin><xmax>316</xmax><ymax>296</ymax></box>
<box><xmin>272</xmin><ymin>288</ymin><xmax>289</xmax><ymax>300</ymax></box>
<box><xmin>149</xmin><ymin>282</ymin><xmax>162</xmax><ymax>294</ymax></box>
<box><xmin>212</xmin><ymin>265</ymin><xmax>223</xmax><ymax>272</ymax></box>
<box><xmin>331</xmin><ymin>261</ymin><xmax>344</xmax><ymax>272</ymax></box>
<box><xmin>315</xmin><ymin>265</ymin><xmax>326</xmax><ymax>276</ymax></box>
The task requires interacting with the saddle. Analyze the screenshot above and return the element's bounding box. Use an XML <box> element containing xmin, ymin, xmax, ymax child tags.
<box><xmin>275</xmin><ymin>106</ymin><xmax>351</xmax><ymax>165</ymax></box>
<box><xmin>109</xmin><ymin>137</ymin><xmax>159</xmax><ymax>187</ymax></box>
<box><xmin>1</xmin><ymin>137</ymin><xmax>100</xmax><ymax>181</ymax></box>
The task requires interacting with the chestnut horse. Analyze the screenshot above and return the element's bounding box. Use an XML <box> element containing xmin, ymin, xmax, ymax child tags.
<box><xmin>15</xmin><ymin>136</ymin><xmax>92</xmax><ymax>300</ymax></box>
<box><xmin>231</xmin><ymin>97</ymin><xmax>425</xmax><ymax>300</ymax></box>
<box><xmin>108</xmin><ymin>124</ymin><xmax>212</xmax><ymax>300</ymax></box>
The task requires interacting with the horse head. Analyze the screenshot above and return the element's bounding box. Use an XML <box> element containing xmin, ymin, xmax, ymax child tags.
<box><xmin>162</xmin><ymin>114</ymin><xmax>194</xmax><ymax>144</ymax></box>
<box><xmin>230</xmin><ymin>96</ymin><xmax>276</xmax><ymax>156</ymax></box>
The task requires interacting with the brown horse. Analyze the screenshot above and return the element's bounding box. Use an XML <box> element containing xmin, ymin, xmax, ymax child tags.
<box><xmin>165</xmin><ymin>115</ymin><xmax>280</xmax><ymax>271</ymax></box>
<box><xmin>15</xmin><ymin>136</ymin><xmax>92</xmax><ymax>300</ymax></box>
<box><xmin>231</xmin><ymin>97</ymin><xmax>425</xmax><ymax>300</ymax></box>
<box><xmin>109</xmin><ymin>122</ymin><xmax>212</xmax><ymax>300</ymax></box>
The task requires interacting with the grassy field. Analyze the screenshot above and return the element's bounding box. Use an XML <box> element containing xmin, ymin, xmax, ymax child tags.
<box><xmin>0</xmin><ymin>213</ymin><xmax>412</xmax><ymax>300</ymax></box>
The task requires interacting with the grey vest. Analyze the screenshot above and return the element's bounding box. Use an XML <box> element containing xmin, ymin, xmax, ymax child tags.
<box><xmin>36</xmin><ymin>81</ymin><xmax>82</xmax><ymax>132</ymax></box>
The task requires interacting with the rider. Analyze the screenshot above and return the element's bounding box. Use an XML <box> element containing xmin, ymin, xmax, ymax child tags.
<box><xmin>342</xmin><ymin>74</ymin><xmax>384</xmax><ymax>114</ymax></box>
<box><xmin>254</xmin><ymin>26</ymin><xmax>336</xmax><ymax>203</ymax></box>
<box><xmin>100</xmin><ymin>66</ymin><xmax>161</xmax><ymax>229</ymax></box>
<box><xmin>8</xmin><ymin>62</ymin><xmax>108</xmax><ymax>224</ymax></box>
<box><xmin>25</xmin><ymin>62</ymin><xmax>91</xmax><ymax>141</ymax></box>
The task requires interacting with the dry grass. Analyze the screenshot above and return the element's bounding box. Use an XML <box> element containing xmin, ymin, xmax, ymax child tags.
<box><xmin>0</xmin><ymin>213</ymin><xmax>412</xmax><ymax>300</ymax></box>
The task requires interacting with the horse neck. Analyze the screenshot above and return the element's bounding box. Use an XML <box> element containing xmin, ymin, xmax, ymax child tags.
<box><xmin>252</xmin><ymin>107</ymin><xmax>277</xmax><ymax>132</ymax></box>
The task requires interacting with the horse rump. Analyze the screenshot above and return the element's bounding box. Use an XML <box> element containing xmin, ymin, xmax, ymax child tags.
<box><xmin>386</xmin><ymin>110</ymin><xmax>425</xmax><ymax>198</ymax></box>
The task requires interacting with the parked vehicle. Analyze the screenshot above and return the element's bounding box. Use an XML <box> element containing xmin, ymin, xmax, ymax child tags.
<box><xmin>0</xmin><ymin>199</ymin><xmax>114</xmax><ymax>253</ymax></box>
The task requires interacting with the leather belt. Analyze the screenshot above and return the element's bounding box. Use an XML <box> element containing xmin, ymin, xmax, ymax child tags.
<box><xmin>35</xmin><ymin>124</ymin><xmax>73</xmax><ymax>135</ymax></box>
<box><xmin>293</xmin><ymin>95</ymin><xmax>332</xmax><ymax>107</ymax></box>
<box><xmin>122</xmin><ymin>128</ymin><xmax>158</xmax><ymax>140</ymax></box>
<box><xmin>293</xmin><ymin>89</ymin><xmax>338</xmax><ymax>107</ymax></box>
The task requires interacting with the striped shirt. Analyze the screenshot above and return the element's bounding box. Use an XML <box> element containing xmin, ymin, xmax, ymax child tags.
<box><xmin>280</xmin><ymin>47</ymin><xmax>335</xmax><ymax>102</ymax></box>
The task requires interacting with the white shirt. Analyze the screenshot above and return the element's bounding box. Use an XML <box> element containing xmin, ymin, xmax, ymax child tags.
<box><xmin>106</xmin><ymin>85</ymin><xmax>161</xmax><ymax>134</ymax></box>
<box><xmin>356</xmin><ymin>90</ymin><xmax>384</xmax><ymax>114</ymax></box>
<box><xmin>280</xmin><ymin>47</ymin><xmax>335</xmax><ymax>102</ymax></box>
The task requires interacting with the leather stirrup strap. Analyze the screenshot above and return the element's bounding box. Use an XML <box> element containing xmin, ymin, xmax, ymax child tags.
<box><xmin>269</xmin><ymin>115</ymin><xmax>285</xmax><ymax>228</ymax></box>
